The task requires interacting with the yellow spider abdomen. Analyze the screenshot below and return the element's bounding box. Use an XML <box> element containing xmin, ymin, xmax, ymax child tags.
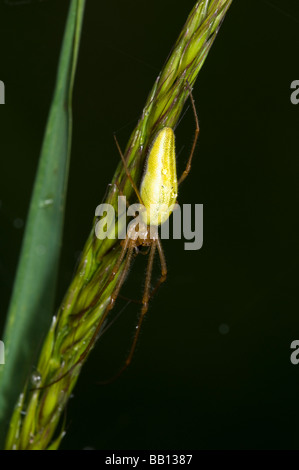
<box><xmin>140</xmin><ymin>127</ymin><xmax>177</xmax><ymax>227</ymax></box>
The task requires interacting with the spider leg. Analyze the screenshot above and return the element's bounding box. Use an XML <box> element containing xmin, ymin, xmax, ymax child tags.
<box><xmin>148</xmin><ymin>234</ymin><xmax>167</xmax><ymax>300</ymax></box>
<box><xmin>178</xmin><ymin>81</ymin><xmax>200</xmax><ymax>186</ymax></box>
<box><xmin>117</xmin><ymin>235</ymin><xmax>166</xmax><ymax>306</ymax></box>
<box><xmin>32</xmin><ymin>238</ymin><xmax>135</xmax><ymax>390</ymax></box>
<box><xmin>125</xmin><ymin>239</ymin><xmax>157</xmax><ymax>367</ymax></box>
<box><xmin>72</xmin><ymin>243</ymin><xmax>136</xmax><ymax>380</ymax></box>
<box><xmin>75</xmin><ymin>234</ymin><xmax>131</xmax><ymax>319</ymax></box>
<box><xmin>100</xmin><ymin>239</ymin><xmax>157</xmax><ymax>383</ymax></box>
<box><xmin>113</xmin><ymin>134</ymin><xmax>144</xmax><ymax>205</ymax></box>
<box><xmin>114</xmin><ymin>180</ymin><xmax>130</xmax><ymax>209</ymax></box>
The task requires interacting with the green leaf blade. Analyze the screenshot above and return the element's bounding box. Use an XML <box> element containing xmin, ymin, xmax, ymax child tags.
<box><xmin>0</xmin><ymin>0</ymin><xmax>86</xmax><ymax>448</ymax></box>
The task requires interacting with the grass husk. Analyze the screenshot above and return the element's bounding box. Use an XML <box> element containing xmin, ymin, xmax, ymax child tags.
<box><xmin>4</xmin><ymin>0</ymin><xmax>233</xmax><ymax>450</ymax></box>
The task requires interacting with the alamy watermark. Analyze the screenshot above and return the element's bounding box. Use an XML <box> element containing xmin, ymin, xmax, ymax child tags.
<box><xmin>290</xmin><ymin>340</ymin><xmax>299</xmax><ymax>365</ymax></box>
<box><xmin>290</xmin><ymin>80</ymin><xmax>299</xmax><ymax>105</ymax></box>
<box><xmin>0</xmin><ymin>81</ymin><xmax>5</xmax><ymax>104</ymax></box>
<box><xmin>0</xmin><ymin>340</ymin><xmax>4</xmax><ymax>365</ymax></box>
<box><xmin>95</xmin><ymin>197</ymin><xmax>203</xmax><ymax>251</ymax></box>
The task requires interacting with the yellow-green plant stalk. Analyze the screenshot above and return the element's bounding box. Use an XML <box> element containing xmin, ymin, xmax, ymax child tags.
<box><xmin>5</xmin><ymin>0</ymin><xmax>232</xmax><ymax>450</ymax></box>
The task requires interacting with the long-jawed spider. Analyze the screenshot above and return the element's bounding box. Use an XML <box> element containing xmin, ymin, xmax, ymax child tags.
<box><xmin>37</xmin><ymin>81</ymin><xmax>199</xmax><ymax>389</ymax></box>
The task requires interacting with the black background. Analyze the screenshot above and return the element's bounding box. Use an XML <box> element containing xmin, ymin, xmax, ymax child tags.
<box><xmin>1</xmin><ymin>0</ymin><xmax>299</xmax><ymax>450</ymax></box>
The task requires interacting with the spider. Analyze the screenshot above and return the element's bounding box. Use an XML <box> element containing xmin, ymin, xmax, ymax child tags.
<box><xmin>77</xmin><ymin>81</ymin><xmax>200</xmax><ymax>380</ymax></box>
<box><xmin>38</xmin><ymin>81</ymin><xmax>199</xmax><ymax>389</ymax></box>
